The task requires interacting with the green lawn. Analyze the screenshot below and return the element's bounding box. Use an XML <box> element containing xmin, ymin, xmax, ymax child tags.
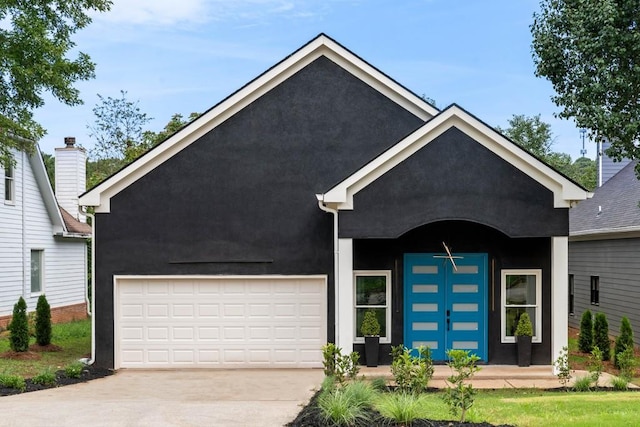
<box><xmin>0</xmin><ymin>319</ymin><xmax>91</xmax><ymax>378</ymax></box>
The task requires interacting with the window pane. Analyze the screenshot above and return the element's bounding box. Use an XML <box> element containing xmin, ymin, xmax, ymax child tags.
<box><xmin>505</xmin><ymin>307</ymin><xmax>536</xmax><ymax>337</ymax></box>
<box><xmin>355</xmin><ymin>275</ymin><xmax>386</xmax><ymax>306</ymax></box>
<box><xmin>505</xmin><ymin>274</ymin><xmax>536</xmax><ymax>305</ymax></box>
<box><xmin>355</xmin><ymin>308</ymin><xmax>387</xmax><ymax>338</ymax></box>
<box><xmin>31</xmin><ymin>250</ymin><xmax>42</xmax><ymax>293</ymax></box>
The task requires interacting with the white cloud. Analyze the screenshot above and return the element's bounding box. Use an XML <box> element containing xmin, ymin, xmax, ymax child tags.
<box><xmin>96</xmin><ymin>0</ymin><xmax>210</xmax><ymax>26</ymax></box>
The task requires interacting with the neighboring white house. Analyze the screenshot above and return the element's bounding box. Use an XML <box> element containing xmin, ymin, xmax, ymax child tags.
<box><xmin>0</xmin><ymin>137</ymin><xmax>90</xmax><ymax>329</ymax></box>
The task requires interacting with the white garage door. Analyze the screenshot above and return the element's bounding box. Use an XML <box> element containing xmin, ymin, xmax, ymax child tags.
<box><xmin>115</xmin><ymin>276</ymin><xmax>327</xmax><ymax>369</ymax></box>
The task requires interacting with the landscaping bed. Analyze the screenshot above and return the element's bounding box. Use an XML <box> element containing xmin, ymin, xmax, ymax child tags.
<box><xmin>0</xmin><ymin>364</ymin><xmax>113</xmax><ymax>397</ymax></box>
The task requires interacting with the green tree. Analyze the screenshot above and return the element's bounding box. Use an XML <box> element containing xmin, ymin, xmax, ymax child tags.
<box><xmin>571</xmin><ymin>156</ymin><xmax>597</xmax><ymax>191</ymax></box>
<box><xmin>0</xmin><ymin>0</ymin><xmax>112</xmax><ymax>165</ymax></box>
<box><xmin>593</xmin><ymin>313</ymin><xmax>611</xmax><ymax>361</ymax></box>
<box><xmin>614</xmin><ymin>317</ymin><xmax>634</xmax><ymax>369</ymax></box>
<box><xmin>8</xmin><ymin>297</ymin><xmax>29</xmax><ymax>352</ymax></box>
<box><xmin>88</xmin><ymin>90</ymin><xmax>152</xmax><ymax>163</ymax></box>
<box><xmin>531</xmin><ymin>0</ymin><xmax>640</xmax><ymax>178</ymax></box>
<box><xmin>35</xmin><ymin>294</ymin><xmax>52</xmax><ymax>346</ymax></box>
<box><xmin>41</xmin><ymin>152</ymin><xmax>55</xmax><ymax>190</ymax></box>
<box><xmin>579</xmin><ymin>310</ymin><xmax>593</xmax><ymax>353</ymax></box>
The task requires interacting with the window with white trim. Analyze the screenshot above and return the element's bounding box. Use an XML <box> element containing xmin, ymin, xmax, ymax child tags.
<box><xmin>501</xmin><ymin>269</ymin><xmax>542</xmax><ymax>343</ymax></box>
<box><xmin>4</xmin><ymin>158</ymin><xmax>14</xmax><ymax>203</ymax></box>
<box><xmin>31</xmin><ymin>249</ymin><xmax>44</xmax><ymax>293</ymax></box>
<box><xmin>354</xmin><ymin>271</ymin><xmax>391</xmax><ymax>343</ymax></box>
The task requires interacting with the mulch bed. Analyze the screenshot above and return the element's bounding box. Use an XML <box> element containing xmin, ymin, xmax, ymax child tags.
<box><xmin>0</xmin><ymin>364</ymin><xmax>114</xmax><ymax>397</ymax></box>
<box><xmin>286</xmin><ymin>390</ymin><xmax>515</xmax><ymax>427</ymax></box>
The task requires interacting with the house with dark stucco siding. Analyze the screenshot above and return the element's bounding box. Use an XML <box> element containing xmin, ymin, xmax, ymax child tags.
<box><xmin>80</xmin><ymin>34</ymin><xmax>590</xmax><ymax>369</ymax></box>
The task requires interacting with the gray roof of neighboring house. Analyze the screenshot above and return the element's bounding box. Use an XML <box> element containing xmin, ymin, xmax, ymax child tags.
<box><xmin>570</xmin><ymin>160</ymin><xmax>640</xmax><ymax>236</ymax></box>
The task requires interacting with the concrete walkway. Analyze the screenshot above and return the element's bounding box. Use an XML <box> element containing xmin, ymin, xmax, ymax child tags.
<box><xmin>360</xmin><ymin>365</ymin><xmax>625</xmax><ymax>389</ymax></box>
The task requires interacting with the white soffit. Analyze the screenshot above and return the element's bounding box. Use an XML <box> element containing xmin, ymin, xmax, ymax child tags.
<box><xmin>321</xmin><ymin>105</ymin><xmax>592</xmax><ymax>210</ymax></box>
<box><xmin>79</xmin><ymin>34</ymin><xmax>438</xmax><ymax>213</ymax></box>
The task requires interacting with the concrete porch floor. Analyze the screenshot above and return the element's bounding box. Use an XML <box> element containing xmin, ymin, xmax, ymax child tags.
<box><xmin>359</xmin><ymin>365</ymin><xmax>625</xmax><ymax>389</ymax></box>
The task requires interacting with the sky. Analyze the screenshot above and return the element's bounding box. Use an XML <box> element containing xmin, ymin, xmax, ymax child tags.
<box><xmin>33</xmin><ymin>0</ymin><xmax>596</xmax><ymax>160</ymax></box>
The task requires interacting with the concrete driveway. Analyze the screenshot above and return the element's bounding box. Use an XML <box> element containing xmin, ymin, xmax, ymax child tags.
<box><xmin>0</xmin><ymin>369</ymin><xmax>324</xmax><ymax>427</ymax></box>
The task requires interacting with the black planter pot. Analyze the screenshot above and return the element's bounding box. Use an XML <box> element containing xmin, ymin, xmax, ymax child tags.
<box><xmin>517</xmin><ymin>335</ymin><xmax>532</xmax><ymax>367</ymax></box>
<box><xmin>364</xmin><ymin>336</ymin><xmax>380</xmax><ymax>367</ymax></box>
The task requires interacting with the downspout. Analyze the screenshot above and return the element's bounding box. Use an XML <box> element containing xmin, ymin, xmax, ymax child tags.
<box><xmin>21</xmin><ymin>150</ymin><xmax>26</xmax><ymax>298</ymax></box>
<box><xmin>317</xmin><ymin>197</ymin><xmax>339</xmax><ymax>345</ymax></box>
<box><xmin>80</xmin><ymin>208</ymin><xmax>96</xmax><ymax>365</ymax></box>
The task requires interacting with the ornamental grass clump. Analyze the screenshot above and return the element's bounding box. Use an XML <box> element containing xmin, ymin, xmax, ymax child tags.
<box><xmin>375</xmin><ymin>392</ymin><xmax>431</xmax><ymax>424</ymax></box>
<box><xmin>579</xmin><ymin>310</ymin><xmax>593</xmax><ymax>353</ymax></box>
<box><xmin>31</xmin><ymin>367</ymin><xmax>57</xmax><ymax>386</ymax></box>
<box><xmin>317</xmin><ymin>380</ymin><xmax>374</xmax><ymax>426</ymax></box>
<box><xmin>593</xmin><ymin>313</ymin><xmax>610</xmax><ymax>361</ymax></box>
<box><xmin>8</xmin><ymin>297</ymin><xmax>29</xmax><ymax>352</ymax></box>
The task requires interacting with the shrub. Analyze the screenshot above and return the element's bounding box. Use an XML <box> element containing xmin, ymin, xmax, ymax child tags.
<box><xmin>375</xmin><ymin>392</ymin><xmax>430</xmax><ymax>424</ymax></box>
<box><xmin>578</xmin><ymin>310</ymin><xmax>593</xmax><ymax>353</ymax></box>
<box><xmin>616</xmin><ymin>346</ymin><xmax>637</xmax><ymax>379</ymax></box>
<box><xmin>0</xmin><ymin>373</ymin><xmax>26</xmax><ymax>392</ymax></box>
<box><xmin>8</xmin><ymin>297</ymin><xmax>29</xmax><ymax>352</ymax></box>
<box><xmin>573</xmin><ymin>375</ymin><xmax>592</xmax><ymax>392</ymax></box>
<box><xmin>515</xmin><ymin>312</ymin><xmax>533</xmax><ymax>337</ymax></box>
<box><xmin>588</xmin><ymin>346</ymin><xmax>603</xmax><ymax>387</ymax></box>
<box><xmin>614</xmin><ymin>317</ymin><xmax>634</xmax><ymax>369</ymax></box>
<box><xmin>554</xmin><ymin>346</ymin><xmax>572</xmax><ymax>388</ymax></box>
<box><xmin>317</xmin><ymin>382</ymin><xmax>372</xmax><ymax>426</ymax></box>
<box><xmin>32</xmin><ymin>367</ymin><xmax>57</xmax><ymax>386</ymax></box>
<box><xmin>321</xmin><ymin>343</ymin><xmax>360</xmax><ymax>385</ymax></box>
<box><xmin>360</xmin><ymin>310</ymin><xmax>380</xmax><ymax>336</ymax></box>
<box><xmin>443</xmin><ymin>349</ymin><xmax>481</xmax><ymax>423</ymax></box>
<box><xmin>65</xmin><ymin>361</ymin><xmax>85</xmax><ymax>379</ymax></box>
<box><xmin>35</xmin><ymin>294</ymin><xmax>52</xmax><ymax>346</ymax></box>
<box><xmin>593</xmin><ymin>313</ymin><xmax>610</xmax><ymax>361</ymax></box>
<box><xmin>390</xmin><ymin>345</ymin><xmax>434</xmax><ymax>394</ymax></box>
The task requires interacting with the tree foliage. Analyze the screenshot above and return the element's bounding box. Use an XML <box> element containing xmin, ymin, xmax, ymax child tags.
<box><xmin>498</xmin><ymin>114</ymin><xmax>597</xmax><ymax>190</ymax></box>
<box><xmin>531</xmin><ymin>0</ymin><xmax>640</xmax><ymax>178</ymax></box>
<box><xmin>0</xmin><ymin>0</ymin><xmax>112</xmax><ymax>165</ymax></box>
<box><xmin>614</xmin><ymin>317</ymin><xmax>635</xmax><ymax>369</ymax></box>
<box><xmin>579</xmin><ymin>310</ymin><xmax>593</xmax><ymax>353</ymax></box>
<box><xmin>86</xmin><ymin>92</ymin><xmax>199</xmax><ymax>188</ymax></box>
<box><xmin>593</xmin><ymin>312</ymin><xmax>611</xmax><ymax>361</ymax></box>
<box><xmin>8</xmin><ymin>297</ymin><xmax>29</xmax><ymax>352</ymax></box>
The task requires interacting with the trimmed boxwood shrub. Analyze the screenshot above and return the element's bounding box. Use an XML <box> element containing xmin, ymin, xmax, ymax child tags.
<box><xmin>8</xmin><ymin>297</ymin><xmax>29</xmax><ymax>352</ymax></box>
<box><xmin>614</xmin><ymin>317</ymin><xmax>634</xmax><ymax>369</ymax></box>
<box><xmin>593</xmin><ymin>313</ymin><xmax>610</xmax><ymax>361</ymax></box>
<box><xmin>579</xmin><ymin>310</ymin><xmax>593</xmax><ymax>353</ymax></box>
<box><xmin>35</xmin><ymin>294</ymin><xmax>52</xmax><ymax>346</ymax></box>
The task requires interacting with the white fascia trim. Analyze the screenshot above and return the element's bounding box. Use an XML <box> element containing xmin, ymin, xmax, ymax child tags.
<box><xmin>569</xmin><ymin>226</ymin><xmax>640</xmax><ymax>241</ymax></box>
<box><xmin>321</xmin><ymin>106</ymin><xmax>591</xmax><ymax>209</ymax></box>
<box><xmin>27</xmin><ymin>145</ymin><xmax>66</xmax><ymax>232</ymax></box>
<box><xmin>80</xmin><ymin>35</ymin><xmax>437</xmax><ymax>213</ymax></box>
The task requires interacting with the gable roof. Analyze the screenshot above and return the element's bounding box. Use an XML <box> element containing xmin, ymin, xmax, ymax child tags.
<box><xmin>79</xmin><ymin>34</ymin><xmax>439</xmax><ymax>213</ymax></box>
<box><xmin>318</xmin><ymin>104</ymin><xmax>591</xmax><ymax>210</ymax></box>
<box><xmin>570</xmin><ymin>161</ymin><xmax>640</xmax><ymax>240</ymax></box>
<box><xmin>24</xmin><ymin>144</ymin><xmax>90</xmax><ymax>239</ymax></box>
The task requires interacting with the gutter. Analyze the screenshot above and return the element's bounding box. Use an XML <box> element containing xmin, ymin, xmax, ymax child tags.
<box><xmin>316</xmin><ymin>195</ymin><xmax>339</xmax><ymax>346</ymax></box>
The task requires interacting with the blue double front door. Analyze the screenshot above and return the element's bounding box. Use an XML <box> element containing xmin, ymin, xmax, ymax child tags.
<box><xmin>404</xmin><ymin>253</ymin><xmax>488</xmax><ymax>361</ymax></box>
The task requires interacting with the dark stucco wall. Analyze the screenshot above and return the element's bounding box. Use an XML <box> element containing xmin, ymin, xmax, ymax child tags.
<box><xmin>93</xmin><ymin>56</ymin><xmax>425</xmax><ymax>368</ymax></box>
<box><xmin>352</xmin><ymin>221</ymin><xmax>552</xmax><ymax>365</ymax></box>
<box><xmin>340</xmin><ymin>127</ymin><xmax>569</xmax><ymax>239</ymax></box>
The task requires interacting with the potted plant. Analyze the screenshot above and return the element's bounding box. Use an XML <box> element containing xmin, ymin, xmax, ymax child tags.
<box><xmin>361</xmin><ymin>310</ymin><xmax>381</xmax><ymax>367</ymax></box>
<box><xmin>515</xmin><ymin>312</ymin><xmax>533</xmax><ymax>367</ymax></box>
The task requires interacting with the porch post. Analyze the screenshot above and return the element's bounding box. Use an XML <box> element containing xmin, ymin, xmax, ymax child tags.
<box><xmin>551</xmin><ymin>236</ymin><xmax>569</xmax><ymax>373</ymax></box>
<box><xmin>337</xmin><ymin>238</ymin><xmax>354</xmax><ymax>352</ymax></box>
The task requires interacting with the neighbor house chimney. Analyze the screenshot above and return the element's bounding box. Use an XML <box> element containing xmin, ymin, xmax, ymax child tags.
<box><xmin>55</xmin><ymin>137</ymin><xmax>87</xmax><ymax>222</ymax></box>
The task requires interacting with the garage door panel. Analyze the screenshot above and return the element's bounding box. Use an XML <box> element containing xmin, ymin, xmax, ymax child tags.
<box><xmin>116</xmin><ymin>277</ymin><xmax>327</xmax><ymax>368</ymax></box>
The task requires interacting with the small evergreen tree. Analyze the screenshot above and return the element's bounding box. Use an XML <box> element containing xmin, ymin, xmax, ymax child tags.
<box><xmin>578</xmin><ymin>310</ymin><xmax>593</xmax><ymax>353</ymax></box>
<box><xmin>593</xmin><ymin>313</ymin><xmax>611</xmax><ymax>361</ymax></box>
<box><xmin>35</xmin><ymin>294</ymin><xmax>52</xmax><ymax>346</ymax></box>
<box><xmin>614</xmin><ymin>317</ymin><xmax>635</xmax><ymax>369</ymax></box>
<box><xmin>8</xmin><ymin>297</ymin><xmax>29</xmax><ymax>352</ymax></box>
